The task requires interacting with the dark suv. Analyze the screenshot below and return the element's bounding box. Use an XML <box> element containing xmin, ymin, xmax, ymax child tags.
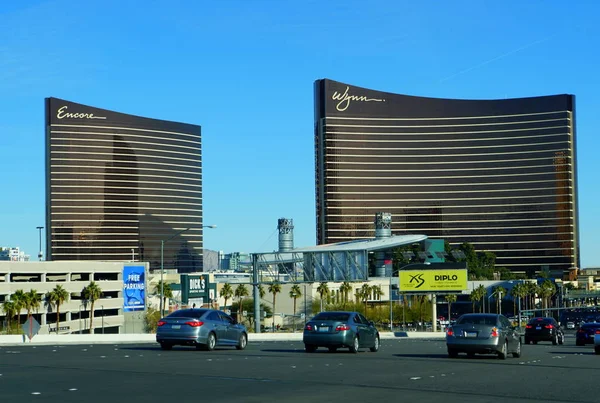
<box><xmin>524</xmin><ymin>317</ymin><xmax>564</xmax><ymax>345</ymax></box>
<box><xmin>576</xmin><ymin>322</ymin><xmax>600</xmax><ymax>346</ymax></box>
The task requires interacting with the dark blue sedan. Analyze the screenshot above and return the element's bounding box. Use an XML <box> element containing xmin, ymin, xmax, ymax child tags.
<box><xmin>303</xmin><ymin>311</ymin><xmax>380</xmax><ymax>353</ymax></box>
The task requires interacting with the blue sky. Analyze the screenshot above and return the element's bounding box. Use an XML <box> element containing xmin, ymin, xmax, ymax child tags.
<box><xmin>1</xmin><ymin>0</ymin><xmax>599</xmax><ymax>267</ymax></box>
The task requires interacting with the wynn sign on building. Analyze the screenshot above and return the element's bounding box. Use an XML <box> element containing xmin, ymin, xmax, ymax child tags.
<box><xmin>45</xmin><ymin>98</ymin><xmax>204</xmax><ymax>273</ymax></box>
<box><xmin>314</xmin><ymin>79</ymin><xmax>579</xmax><ymax>274</ymax></box>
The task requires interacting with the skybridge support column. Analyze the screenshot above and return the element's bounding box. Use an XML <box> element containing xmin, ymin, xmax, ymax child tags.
<box><xmin>253</xmin><ymin>254</ymin><xmax>261</xmax><ymax>333</ymax></box>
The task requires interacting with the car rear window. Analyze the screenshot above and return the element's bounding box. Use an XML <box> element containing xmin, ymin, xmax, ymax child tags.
<box><xmin>581</xmin><ymin>323</ymin><xmax>600</xmax><ymax>329</ymax></box>
<box><xmin>168</xmin><ymin>309</ymin><xmax>208</xmax><ymax>319</ymax></box>
<box><xmin>313</xmin><ymin>312</ymin><xmax>350</xmax><ymax>321</ymax></box>
<box><xmin>457</xmin><ymin>315</ymin><xmax>497</xmax><ymax>325</ymax></box>
<box><xmin>528</xmin><ymin>318</ymin><xmax>552</xmax><ymax>325</ymax></box>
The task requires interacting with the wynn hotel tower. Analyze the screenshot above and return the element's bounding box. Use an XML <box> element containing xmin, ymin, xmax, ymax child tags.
<box><xmin>314</xmin><ymin>79</ymin><xmax>579</xmax><ymax>274</ymax></box>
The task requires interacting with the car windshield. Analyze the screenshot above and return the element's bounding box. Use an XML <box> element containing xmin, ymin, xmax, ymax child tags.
<box><xmin>313</xmin><ymin>312</ymin><xmax>351</xmax><ymax>321</ymax></box>
<box><xmin>456</xmin><ymin>315</ymin><xmax>497</xmax><ymax>325</ymax></box>
<box><xmin>168</xmin><ymin>309</ymin><xmax>208</xmax><ymax>319</ymax></box>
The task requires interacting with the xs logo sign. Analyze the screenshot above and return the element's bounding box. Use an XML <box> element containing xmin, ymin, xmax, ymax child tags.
<box><xmin>409</xmin><ymin>274</ymin><xmax>425</xmax><ymax>288</ymax></box>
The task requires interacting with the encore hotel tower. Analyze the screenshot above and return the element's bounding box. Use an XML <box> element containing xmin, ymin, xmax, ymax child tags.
<box><xmin>314</xmin><ymin>79</ymin><xmax>579</xmax><ymax>274</ymax></box>
<box><xmin>45</xmin><ymin>98</ymin><xmax>204</xmax><ymax>273</ymax></box>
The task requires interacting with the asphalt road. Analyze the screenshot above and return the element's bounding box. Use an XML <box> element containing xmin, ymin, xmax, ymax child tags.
<box><xmin>1</xmin><ymin>334</ymin><xmax>599</xmax><ymax>403</ymax></box>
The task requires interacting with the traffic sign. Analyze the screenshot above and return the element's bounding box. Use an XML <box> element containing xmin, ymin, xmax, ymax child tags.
<box><xmin>22</xmin><ymin>317</ymin><xmax>41</xmax><ymax>341</ymax></box>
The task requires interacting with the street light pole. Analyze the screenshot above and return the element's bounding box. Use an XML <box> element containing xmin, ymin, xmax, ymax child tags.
<box><xmin>36</xmin><ymin>226</ymin><xmax>44</xmax><ymax>261</ymax></box>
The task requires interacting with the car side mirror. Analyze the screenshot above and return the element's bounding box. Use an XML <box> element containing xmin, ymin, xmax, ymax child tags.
<box><xmin>369</xmin><ymin>321</ymin><xmax>375</xmax><ymax>327</ymax></box>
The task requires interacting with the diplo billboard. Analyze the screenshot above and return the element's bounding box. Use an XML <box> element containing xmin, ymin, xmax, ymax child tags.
<box><xmin>399</xmin><ymin>269</ymin><xmax>468</xmax><ymax>292</ymax></box>
<box><xmin>123</xmin><ymin>265</ymin><xmax>146</xmax><ymax>311</ymax></box>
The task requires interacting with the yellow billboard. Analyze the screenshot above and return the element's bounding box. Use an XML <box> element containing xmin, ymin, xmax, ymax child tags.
<box><xmin>398</xmin><ymin>269</ymin><xmax>468</xmax><ymax>292</ymax></box>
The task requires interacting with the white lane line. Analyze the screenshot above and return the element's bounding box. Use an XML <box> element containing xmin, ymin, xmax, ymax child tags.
<box><xmin>31</xmin><ymin>392</ymin><xmax>41</xmax><ymax>395</ymax></box>
<box><xmin>410</xmin><ymin>377</ymin><xmax>421</xmax><ymax>380</ymax></box>
<box><xmin>69</xmin><ymin>388</ymin><xmax>77</xmax><ymax>391</ymax></box>
<box><xmin>124</xmin><ymin>355</ymin><xmax>130</xmax><ymax>358</ymax></box>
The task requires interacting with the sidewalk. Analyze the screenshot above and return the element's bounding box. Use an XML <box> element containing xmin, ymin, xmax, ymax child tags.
<box><xmin>0</xmin><ymin>331</ymin><xmax>445</xmax><ymax>346</ymax></box>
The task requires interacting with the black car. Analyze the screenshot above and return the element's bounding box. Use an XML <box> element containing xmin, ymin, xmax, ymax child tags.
<box><xmin>524</xmin><ymin>317</ymin><xmax>564</xmax><ymax>345</ymax></box>
<box><xmin>576</xmin><ymin>322</ymin><xmax>600</xmax><ymax>346</ymax></box>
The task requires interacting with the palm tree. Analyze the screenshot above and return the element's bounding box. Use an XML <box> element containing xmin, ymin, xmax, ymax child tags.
<box><xmin>46</xmin><ymin>285</ymin><xmax>70</xmax><ymax>333</ymax></box>
<box><xmin>289</xmin><ymin>284</ymin><xmax>302</xmax><ymax>331</ymax></box>
<box><xmin>11</xmin><ymin>289</ymin><xmax>26</xmax><ymax>325</ymax></box>
<box><xmin>234</xmin><ymin>284</ymin><xmax>249</xmax><ymax>321</ymax></box>
<box><xmin>360</xmin><ymin>283</ymin><xmax>372</xmax><ymax>316</ymax></box>
<box><xmin>492</xmin><ymin>286</ymin><xmax>507</xmax><ymax>313</ymax></box>
<box><xmin>445</xmin><ymin>294</ymin><xmax>457</xmax><ymax>321</ymax></box>
<box><xmin>477</xmin><ymin>285</ymin><xmax>487</xmax><ymax>313</ymax></box>
<box><xmin>339</xmin><ymin>281</ymin><xmax>352</xmax><ymax>309</ymax></box>
<box><xmin>258</xmin><ymin>284</ymin><xmax>266</xmax><ymax>299</ymax></box>
<box><xmin>220</xmin><ymin>283</ymin><xmax>234</xmax><ymax>310</ymax></box>
<box><xmin>24</xmin><ymin>290</ymin><xmax>42</xmax><ymax>319</ymax></box>
<box><xmin>268</xmin><ymin>282</ymin><xmax>282</xmax><ymax>330</ymax></box>
<box><xmin>538</xmin><ymin>280</ymin><xmax>556</xmax><ymax>314</ymax></box>
<box><xmin>1</xmin><ymin>300</ymin><xmax>17</xmax><ymax>334</ymax></box>
<box><xmin>316</xmin><ymin>282</ymin><xmax>329</xmax><ymax>312</ymax></box>
<box><xmin>154</xmin><ymin>280</ymin><xmax>173</xmax><ymax>312</ymax></box>
<box><xmin>83</xmin><ymin>282</ymin><xmax>102</xmax><ymax>332</ymax></box>
<box><xmin>371</xmin><ymin>285</ymin><xmax>383</xmax><ymax>300</ymax></box>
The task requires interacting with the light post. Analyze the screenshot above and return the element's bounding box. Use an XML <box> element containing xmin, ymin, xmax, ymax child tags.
<box><xmin>160</xmin><ymin>225</ymin><xmax>216</xmax><ymax>316</ymax></box>
<box><xmin>392</xmin><ymin>262</ymin><xmax>430</xmax><ymax>332</ymax></box>
<box><xmin>101</xmin><ymin>305</ymin><xmax>105</xmax><ymax>334</ymax></box>
<box><xmin>291</xmin><ymin>292</ymin><xmax>297</xmax><ymax>332</ymax></box>
<box><xmin>36</xmin><ymin>226</ymin><xmax>44</xmax><ymax>261</ymax></box>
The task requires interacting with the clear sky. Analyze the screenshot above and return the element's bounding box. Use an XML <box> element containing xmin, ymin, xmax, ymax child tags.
<box><xmin>1</xmin><ymin>0</ymin><xmax>599</xmax><ymax>267</ymax></box>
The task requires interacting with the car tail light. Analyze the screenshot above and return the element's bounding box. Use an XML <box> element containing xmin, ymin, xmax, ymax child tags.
<box><xmin>157</xmin><ymin>321</ymin><xmax>166</xmax><ymax>327</ymax></box>
<box><xmin>490</xmin><ymin>327</ymin><xmax>499</xmax><ymax>337</ymax></box>
<box><xmin>595</xmin><ymin>330</ymin><xmax>600</xmax><ymax>334</ymax></box>
<box><xmin>185</xmin><ymin>321</ymin><xmax>204</xmax><ymax>327</ymax></box>
<box><xmin>446</xmin><ymin>327</ymin><xmax>454</xmax><ymax>336</ymax></box>
<box><xmin>304</xmin><ymin>324</ymin><xmax>313</xmax><ymax>331</ymax></box>
<box><xmin>578</xmin><ymin>328</ymin><xmax>586</xmax><ymax>333</ymax></box>
<box><xmin>335</xmin><ymin>324</ymin><xmax>351</xmax><ymax>331</ymax></box>
<box><xmin>525</xmin><ymin>325</ymin><xmax>532</xmax><ymax>329</ymax></box>
<box><xmin>544</xmin><ymin>325</ymin><xmax>554</xmax><ymax>329</ymax></box>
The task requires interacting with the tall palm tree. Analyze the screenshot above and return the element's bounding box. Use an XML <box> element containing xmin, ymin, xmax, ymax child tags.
<box><xmin>220</xmin><ymin>283</ymin><xmax>234</xmax><ymax>310</ymax></box>
<box><xmin>510</xmin><ymin>284</ymin><xmax>522</xmax><ymax>317</ymax></box>
<box><xmin>316</xmin><ymin>282</ymin><xmax>329</xmax><ymax>312</ymax></box>
<box><xmin>83</xmin><ymin>282</ymin><xmax>102</xmax><ymax>332</ymax></box>
<box><xmin>339</xmin><ymin>281</ymin><xmax>352</xmax><ymax>309</ymax></box>
<box><xmin>289</xmin><ymin>284</ymin><xmax>302</xmax><ymax>331</ymax></box>
<box><xmin>538</xmin><ymin>280</ymin><xmax>556</xmax><ymax>314</ymax></box>
<box><xmin>360</xmin><ymin>283</ymin><xmax>372</xmax><ymax>316</ymax></box>
<box><xmin>477</xmin><ymin>285</ymin><xmax>487</xmax><ymax>313</ymax></box>
<box><xmin>11</xmin><ymin>289</ymin><xmax>26</xmax><ymax>325</ymax></box>
<box><xmin>24</xmin><ymin>290</ymin><xmax>42</xmax><ymax>319</ymax></box>
<box><xmin>258</xmin><ymin>284</ymin><xmax>266</xmax><ymax>299</ymax></box>
<box><xmin>1</xmin><ymin>300</ymin><xmax>17</xmax><ymax>334</ymax></box>
<box><xmin>234</xmin><ymin>284</ymin><xmax>249</xmax><ymax>321</ymax></box>
<box><xmin>268</xmin><ymin>282</ymin><xmax>282</xmax><ymax>330</ymax></box>
<box><xmin>492</xmin><ymin>286</ymin><xmax>507</xmax><ymax>313</ymax></box>
<box><xmin>371</xmin><ymin>285</ymin><xmax>383</xmax><ymax>301</ymax></box>
<box><xmin>46</xmin><ymin>285</ymin><xmax>70</xmax><ymax>333</ymax></box>
<box><xmin>445</xmin><ymin>294</ymin><xmax>457</xmax><ymax>321</ymax></box>
<box><xmin>154</xmin><ymin>281</ymin><xmax>173</xmax><ymax>312</ymax></box>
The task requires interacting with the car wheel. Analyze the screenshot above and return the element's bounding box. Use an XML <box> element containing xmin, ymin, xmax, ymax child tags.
<box><xmin>466</xmin><ymin>352</ymin><xmax>475</xmax><ymax>358</ymax></box>
<box><xmin>576</xmin><ymin>340</ymin><xmax>584</xmax><ymax>347</ymax></box>
<box><xmin>370</xmin><ymin>336</ymin><xmax>380</xmax><ymax>352</ymax></box>
<box><xmin>498</xmin><ymin>341</ymin><xmax>508</xmax><ymax>360</ymax></box>
<box><xmin>447</xmin><ymin>348</ymin><xmax>458</xmax><ymax>358</ymax></box>
<box><xmin>349</xmin><ymin>336</ymin><xmax>360</xmax><ymax>353</ymax></box>
<box><xmin>524</xmin><ymin>337</ymin><xmax>530</xmax><ymax>345</ymax></box>
<box><xmin>595</xmin><ymin>346</ymin><xmax>600</xmax><ymax>355</ymax></box>
<box><xmin>305</xmin><ymin>344</ymin><xmax>317</xmax><ymax>353</ymax></box>
<box><xmin>160</xmin><ymin>342</ymin><xmax>173</xmax><ymax>351</ymax></box>
<box><xmin>512</xmin><ymin>340</ymin><xmax>522</xmax><ymax>358</ymax></box>
<box><xmin>236</xmin><ymin>333</ymin><xmax>248</xmax><ymax>350</ymax></box>
<box><xmin>532</xmin><ymin>340</ymin><xmax>538</xmax><ymax>345</ymax></box>
<box><xmin>206</xmin><ymin>332</ymin><xmax>217</xmax><ymax>351</ymax></box>
<box><xmin>328</xmin><ymin>347</ymin><xmax>337</xmax><ymax>353</ymax></box>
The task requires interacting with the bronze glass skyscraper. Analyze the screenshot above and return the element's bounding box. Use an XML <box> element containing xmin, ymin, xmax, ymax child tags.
<box><xmin>45</xmin><ymin>98</ymin><xmax>203</xmax><ymax>273</ymax></box>
<box><xmin>314</xmin><ymin>79</ymin><xmax>579</xmax><ymax>273</ymax></box>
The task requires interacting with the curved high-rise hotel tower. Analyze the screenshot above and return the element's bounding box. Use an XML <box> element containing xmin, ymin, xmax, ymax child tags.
<box><xmin>45</xmin><ymin>98</ymin><xmax>203</xmax><ymax>273</ymax></box>
<box><xmin>314</xmin><ymin>79</ymin><xmax>579</xmax><ymax>274</ymax></box>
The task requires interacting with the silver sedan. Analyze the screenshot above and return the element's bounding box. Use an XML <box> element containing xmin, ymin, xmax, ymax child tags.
<box><xmin>446</xmin><ymin>313</ymin><xmax>522</xmax><ymax>359</ymax></box>
<box><xmin>156</xmin><ymin>308</ymin><xmax>248</xmax><ymax>351</ymax></box>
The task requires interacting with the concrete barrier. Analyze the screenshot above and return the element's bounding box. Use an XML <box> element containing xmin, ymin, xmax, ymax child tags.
<box><xmin>0</xmin><ymin>331</ymin><xmax>445</xmax><ymax>346</ymax></box>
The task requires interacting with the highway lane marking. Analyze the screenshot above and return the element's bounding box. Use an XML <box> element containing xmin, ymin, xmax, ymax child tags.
<box><xmin>69</xmin><ymin>388</ymin><xmax>77</xmax><ymax>391</ymax></box>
